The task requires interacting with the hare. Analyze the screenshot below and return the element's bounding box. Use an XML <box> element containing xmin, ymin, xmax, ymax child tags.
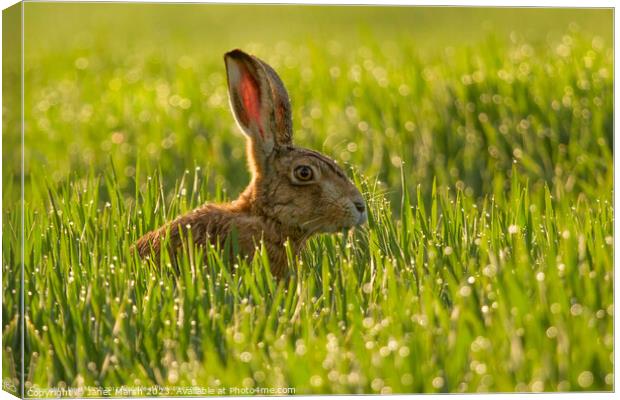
<box><xmin>135</xmin><ymin>49</ymin><xmax>367</xmax><ymax>278</ymax></box>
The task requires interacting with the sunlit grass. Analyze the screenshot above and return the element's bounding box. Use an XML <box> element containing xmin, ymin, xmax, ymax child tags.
<box><xmin>10</xmin><ymin>15</ymin><xmax>612</xmax><ymax>204</ymax></box>
<box><xmin>1</xmin><ymin>4</ymin><xmax>613</xmax><ymax>395</ymax></box>
<box><xmin>4</xmin><ymin>165</ymin><xmax>613</xmax><ymax>394</ymax></box>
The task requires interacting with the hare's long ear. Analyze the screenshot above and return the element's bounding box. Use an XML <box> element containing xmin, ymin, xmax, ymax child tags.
<box><xmin>224</xmin><ymin>49</ymin><xmax>293</xmax><ymax>173</ymax></box>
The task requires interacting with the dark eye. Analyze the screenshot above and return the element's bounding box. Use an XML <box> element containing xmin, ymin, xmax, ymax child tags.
<box><xmin>294</xmin><ymin>165</ymin><xmax>314</xmax><ymax>182</ymax></box>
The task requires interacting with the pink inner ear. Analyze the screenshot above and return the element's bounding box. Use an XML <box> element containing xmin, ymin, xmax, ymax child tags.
<box><xmin>239</xmin><ymin>70</ymin><xmax>263</xmax><ymax>137</ymax></box>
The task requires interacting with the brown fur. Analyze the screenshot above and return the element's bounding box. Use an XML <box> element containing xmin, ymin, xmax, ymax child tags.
<box><xmin>135</xmin><ymin>49</ymin><xmax>366</xmax><ymax>278</ymax></box>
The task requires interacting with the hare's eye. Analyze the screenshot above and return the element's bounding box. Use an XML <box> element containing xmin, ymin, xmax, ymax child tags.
<box><xmin>294</xmin><ymin>165</ymin><xmax>314</xmax><ymax>182</ymax></box>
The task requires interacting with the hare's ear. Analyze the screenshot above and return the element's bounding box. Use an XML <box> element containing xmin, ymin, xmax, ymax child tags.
<box><xmin>224</xmin><ymin>49</ymin><xmax>293</xmax><ymax>170</ymax></box>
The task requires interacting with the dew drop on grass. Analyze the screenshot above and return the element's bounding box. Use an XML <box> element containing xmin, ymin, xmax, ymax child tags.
<box><xmin>400</xmin><ymin>373</ymin><xmax>413</xmax><ymax>386</ymax></box>
<box><xmin>432</xmin><ymin>376</ymin><xmax>445</xmax><ymax>389</ymax></box>
<box><xmin>239</xmin><ymin>352</ymin><xmax>252</xmax><ymax>363</ymax></box>
<box><xmin>546</xmin><ymin>326</ymin><xmax>558</xmax><ymax>339</ymax></box>
<box><xmin>459</xmin><ymin>286</ymin><xmax>472</xmax><ymax>297</ymax></box>
<box><xmin>570</xmin><ymin>303</ymin><xmax>584</xmax><ymax>316</ymax></box>
<box><xmin>577</xmin><ymin>371</ymin><xmax>594</xmax><ymax>388</ymax></box>
<box><xmin>310</xmin><ymin>375</ymin><xmax>323</xmax><ymax>387</ymax></box>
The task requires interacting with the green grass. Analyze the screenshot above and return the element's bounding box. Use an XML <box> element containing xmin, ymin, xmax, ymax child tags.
<box><xmin>5</xmin><ymin>166</ymin><xmax>614</xmax><ymax>394</ymax></box>
<box><xmin>2</xmin><ymin>4</ymin><xmax>614</xmax><ymax>395</ymax></box>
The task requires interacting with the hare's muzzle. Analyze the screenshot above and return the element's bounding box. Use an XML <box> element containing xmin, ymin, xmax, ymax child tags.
<box><xmin>352</xmin><ymin>198</ymin><xmax>368</xmax><ymax>226</ymax></box>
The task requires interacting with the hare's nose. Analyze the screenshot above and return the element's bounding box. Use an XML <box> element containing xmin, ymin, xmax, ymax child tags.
<box><xmin>354</xmin><ymin>200</ymin><xmax>366</xmax><ymax>213</ymax></box>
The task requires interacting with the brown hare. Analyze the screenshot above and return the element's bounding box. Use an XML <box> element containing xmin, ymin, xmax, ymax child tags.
<box><xmin>135</xmin><ymin>49</ymin><xmax>367</xmax><ymax>278</ymax></box>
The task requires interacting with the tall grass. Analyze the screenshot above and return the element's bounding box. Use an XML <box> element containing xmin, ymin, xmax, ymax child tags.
<box><xmin>1</xmin><ymin>4</ymin><xmax>613</xmax><ymax>395</ymax></box>
<box><xmin>6</xmin><ymin>164</ymin><xmax>613</xmax><ymax>394</ymax></box>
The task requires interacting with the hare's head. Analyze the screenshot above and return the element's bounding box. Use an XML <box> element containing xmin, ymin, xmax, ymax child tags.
<box><xmin>224</xmin><ymin>49</ymin><xmax>366</xmax><ymax>235</ymax></box>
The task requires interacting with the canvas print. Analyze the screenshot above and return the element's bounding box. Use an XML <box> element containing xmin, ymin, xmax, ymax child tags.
<box><xmin>2</xmin><ymin>2</ymin><xmax>613</xmax><ymax>397</ymax></box>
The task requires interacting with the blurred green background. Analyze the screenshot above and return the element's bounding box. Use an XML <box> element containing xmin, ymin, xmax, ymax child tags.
<box><xmin>11</xmin><ymin>4</ymin><xmax>613</xmax><ymax>203</ymax></box>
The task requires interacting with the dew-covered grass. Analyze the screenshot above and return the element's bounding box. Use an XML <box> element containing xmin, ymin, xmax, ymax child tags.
<box><xmin>2</xmin><ymin>4</ymin><xmax>613</xmax><ymax>395</ymax></box>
